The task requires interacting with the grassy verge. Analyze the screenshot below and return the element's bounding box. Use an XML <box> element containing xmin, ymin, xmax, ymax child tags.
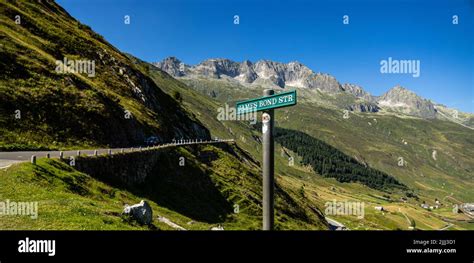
<box><xmin>0</xmin><ymin>158</ymin><xmax>211</xmax><ymax>230</ymax></box>
<box><xmin>0</xmin><ymin>143</ymin><xmax>329</xmax><ymax>230</ymax></box>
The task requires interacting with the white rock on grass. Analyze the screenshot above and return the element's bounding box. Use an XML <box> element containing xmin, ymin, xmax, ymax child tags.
<box><xmin>210</xmin><ymin>224</ymin><xmax>224</xmax><ymax>231</ymax></box>
<box><xmin>123</xmin><ymin>200</ymin><xmax>153</xmax><ymax>225</ymax></box>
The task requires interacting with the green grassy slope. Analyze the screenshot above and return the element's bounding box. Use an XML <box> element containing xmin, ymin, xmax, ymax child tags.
<box><xmin>0</xmin><ymin>158</ymin><xmax>194</xmax><ymax>230</ymax></box>
<box><xmin>174</xmin><ymin>78</ymin><xmax>473</xmax><ymax>202</ymax></box>
<box><xmin>0</xmin><ymin>1</ymin><xmax>329</xmax><ymax>230</ymax></box>
<box><xmin>0</xmin><ymin>143</ymin><xmax>328</xmax><ymax>230</ymax></box>
<box><xmin>1</xmin><ymin>0</ymin><xmax>470</xmax><ymax>230</ymax></box>
<box><xmin>0</xmin><ymin>0</ymin><xmax>209</xmax><ymax>150</ymax></box>
<box><xmin>279</xmin><ymin>104</ymin><xmax>474</xmax><ymax>202</ymax></box>
<box><xmin>274</xmin><ymin>127</ymin><xmax>406</xmax><ymax>191</ymax></box>
<box><xmin>166</xmin><ymin>77</ymin><xmax>474</xmax><ymax>229</ymax></box>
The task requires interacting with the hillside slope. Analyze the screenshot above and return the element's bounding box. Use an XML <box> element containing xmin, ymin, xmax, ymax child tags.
<box><xmin>152</xmin><ymin>74</ymin><xmax>473</xmax><ymax>229</ymax></box>
<box><xmin>0</xmin><ymin>143</ymin><xmax>329</xmax><ymax>230</ymax></box>
<box><xmin>123</xmin><ymin>57</ymin><xmax>474</xmax><ymax>230</ymax></box>
<box><xmin>274</xmin><ymin>127</ymin><xmax>407</xmax><ymax>191</ymax></box>
<box><xmin>0</xmin><ymin>0</ymin><xmax>209</xmax><ymax>150</ymax></box>
<box><xmin>0</xmin><ymin>1</ymin><xmax>330</xmax><ymax>230</ymax></box>
<box><xmin>167</xmin><ymin>77</ymin><xmax>474</xmax><ymax>202</ymax></box>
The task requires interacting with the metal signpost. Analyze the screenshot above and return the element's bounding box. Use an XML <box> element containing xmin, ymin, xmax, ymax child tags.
<box><xmin>236</xmin><ymin>89</ymin><xmax>297</xmax><ymax>230</ymax></box>
<box><xmin>236</xmin><ymin>90</ymin><xmax>297</xmax><ymax>115</ymax></box>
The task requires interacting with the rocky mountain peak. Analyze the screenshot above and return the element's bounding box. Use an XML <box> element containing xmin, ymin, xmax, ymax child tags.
<box><xmin>152</xmin><ymin>57</ymin><xmax>471</xmax><ymax>121</ymax></box>
<box><xmin>386</xmin><ymin>85</ymin><xmax>410</xmax><ymax>93</ymax></box>
<box><xmin>380</xmin><ymin>85</ymin><xmax>420</xmax><ymax>101</ymax></box>
<box><xmin>154</xmin><ymin>57</ymin><xmax>342</xmax><ymax>91</ymax></box>
<box><xmin>153</xmin><ymin>57</ymin><xmax>186</xmax><ymax>77</ymax></box>
<box><xmin>165</xmin><ymin>56</ymin><xmax>181</xmax><ymax>64</ymax></box>
<box><xmin>378</xmin><ymin>86</ymin><xmax>437</xmax><ymax>118</ymax></box>
<box><xmin>194</xmin><ymin>58</ymin><xmax>240</xmax><ymax>78</ymax></box>
<box><xmin>241</xmin><ymin>60</ymin><xmax>253</xmax><ymax>66</ymax></box>
<box><xmin>342</xmin><ymin>83</ymin><xmax>373</xmax><ymax>101</ymax></box>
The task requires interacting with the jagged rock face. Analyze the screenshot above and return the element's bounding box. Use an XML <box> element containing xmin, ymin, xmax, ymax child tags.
<box><xmin>154</xmin><ymin>57</ymin><xmax>187</xmax><ymax>77</ymax></box>
<box><xmin>235</xmin><ymin>60</ymin><xmax>257</xmax><ymax>83</ymax></box>
<box><xmin>377</xmin><ymin>86</ymin><xmax>437</xmax><ymax>118</ymax></box>
<box><xmin>253</xmin><ymin>60</ymin><xmax>286</xmax><ymax>87</ymax></box>
<box><xmin>154</xmin><ymin>57</ymin><xmax>342</xmax><ymax>92</ymax></box>
<box><xmin>193</xmin><ymin>59</ymin><xmax>241</xmax><ymax>78</ymax></box>
<box><xmin>304</xmin><ymin>73</ymin><xmax>343</xmax><ymax>93</ymax></box>
<box><xmin>342</xmin><ymin>83</ymin><xmax>374</xmax><ymax>101</ymax></box>
<box><xmin>154</xmin><ymin>57</ymin><xmax>469</xmax><ymax>121</ymax></box>
<box><xmin>285</xmin><ymin>61</ymin><xmax>313</xmax><ymax>80</ymax></box>
<box><xmin>347</xmin><ymin>103</ymin><xmax>380</xmax><ymax>112</ymax></box>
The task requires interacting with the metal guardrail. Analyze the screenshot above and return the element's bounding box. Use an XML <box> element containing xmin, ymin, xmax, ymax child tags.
<box><xmin>29</xmin><ymin>139</ymin><xmax>235</xmax><ymax>163</ymax></box>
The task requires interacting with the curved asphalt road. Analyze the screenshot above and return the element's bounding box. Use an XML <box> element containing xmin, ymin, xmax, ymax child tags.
<box><xmin>0</xmin><ymin>139</ymin><xmax>235</xmax><ymax>169</ymax></box>
<box><xmin>0</xmin><ymin>148</ymin><xmax>124</xmax><ymax>168</ymax></box>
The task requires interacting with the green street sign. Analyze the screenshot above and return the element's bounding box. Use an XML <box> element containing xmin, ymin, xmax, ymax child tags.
<box><xmin>236</xmin><ymin>90</ymin><xmax>297</xmax><ymax>114</ymax></box>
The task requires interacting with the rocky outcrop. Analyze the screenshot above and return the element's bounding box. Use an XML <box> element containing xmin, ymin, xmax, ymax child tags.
<box><xmin>303</xmin><ymin>73</ymin><xmax>342</xmax><ymax>93</ymax></box>
<box><xmin>377</xmin><ymin>86</ymin><xmax>437</xmax><ymax>118</ymax></box>
<box><xmin>154</xmin><ymin>57</ymin><xmax>343</xmax><ymax>92</ymax></box>
<box><xmin>123</xmin><ymin>200</ymin><xmax>153</xmax><ymax>225</ymax></box>
<box><xmin>210</xmin><ymin>224</ymin><xmax>224</xmax><ymax>230</ymax></box>
<box><xmin>154</xmin><ymin>58</ymin><xmax>472</xmax><ymax>122</ymax></box>
<box><xmin>194</xmin><ymin>59</ymin><xmax>241</xmax><ymax>78</ymax></box>
<box><xmin>154</xmin><ymin>57</ymin><xmax>187</xmax><ymax>77</ymax></box>
<box><xmin>236</xmin><ymin>60</ymin><xmax>258</xmax><ymax>83</ymax></box>
<box><xmin>342</xmin><ymin>83</ymin><xmax>374</xmax><ymax>102</ymax></box>
<box><xmin>347</xmin><ymin>103</ymin><xmax>380</xmax><ymax>112</ymax></box>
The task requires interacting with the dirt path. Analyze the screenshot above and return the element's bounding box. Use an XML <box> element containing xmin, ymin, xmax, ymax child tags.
<box><xmin>439</xmin><ymin>223</ymin><xmax>454</xmax><ymax>230</ymax></box>
<box><xmin>157</xmin><ymin>216</ymin><xmax>186</xmax><ymax>230</ymax></box>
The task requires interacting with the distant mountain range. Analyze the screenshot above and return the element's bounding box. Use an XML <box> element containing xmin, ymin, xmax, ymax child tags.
<box><xmin>0</xmin><ymin>0</ymin><xmax>331</xmax><ymax>230</ymax></box>
<box><xmin>154</xmin><ymin>57</ymin><xmax>342</xmax><ymax>92</ymax></box>
<box><xmin>154</xmin><ymin>57</ymin><xmax>473</xmax><ymax>125</ymax></box>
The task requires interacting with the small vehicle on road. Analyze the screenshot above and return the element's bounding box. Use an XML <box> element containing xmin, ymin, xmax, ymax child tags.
<box><xmin>144</xmin><ymin>136</ymin><xmax>160</xmax><ymax>146</ymax></box>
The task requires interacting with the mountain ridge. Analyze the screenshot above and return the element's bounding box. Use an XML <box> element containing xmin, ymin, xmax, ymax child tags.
<box><xmin>154</xmin><ymin>57</ymin><xmax>473</xmax><ymax>123</ymax></box>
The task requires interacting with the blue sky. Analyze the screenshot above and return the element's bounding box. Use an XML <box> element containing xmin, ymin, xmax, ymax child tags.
<box><xmin>57</xmin><ymin>0</ymin><xmax>473</xmax><ymax>112</ymax></box>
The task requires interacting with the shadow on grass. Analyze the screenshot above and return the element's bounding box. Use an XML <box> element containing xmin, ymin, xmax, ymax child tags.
<box><xmin>72</xmin><ymin>149</ymin><xmax>234</xmax><ymax>224</ymax></box>
<box><xmin>33</xmin><ymin>163</ymin><xmax>91</xmax><ymax>196</ymax></box>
